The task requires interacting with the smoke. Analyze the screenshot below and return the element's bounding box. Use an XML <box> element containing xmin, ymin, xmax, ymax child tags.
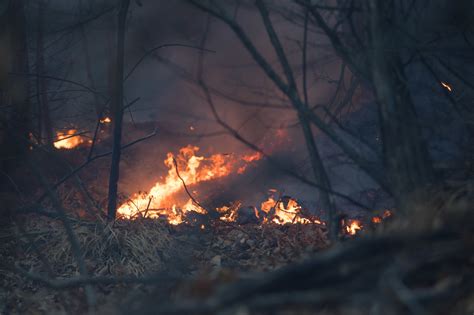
<box><xmin>38</xmin><ymin>0</ymin><xmax>379</xmax><ymax>209</ymax></box>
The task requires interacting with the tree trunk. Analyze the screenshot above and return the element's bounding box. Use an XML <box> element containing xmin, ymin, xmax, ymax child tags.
<box><xmin>0</xmin><ymin>0</ymin><xmax>30</xmax><ymax>184</ymax></box>
<box><xmin>106</xmin><ymin>0</ymin><xmax>130</xmax><ymax>221</ymax></box>
<box><xmin>35</xmin><ymin>0</ymin><xmax>53</xmax><ymax>146</ymax></box>
<box><xmin>79</xmin><ymin>0</ymin><xmax>103</xmax><ymax>118</ymax></box>
<box><xmin>299</xmin><ymin>114</ymin><xmax>338</xmax><ymax>239</ymax></box>
<box><xmin>368</xmin><ymin>0</ymin><xmax>435</xmax><ymax>210</ymax></box>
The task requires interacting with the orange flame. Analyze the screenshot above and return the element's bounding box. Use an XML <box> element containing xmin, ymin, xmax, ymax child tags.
<box><xmin>100</xmin><ymin>117</ymin><xmax>111</xmax><ymax>124</ymax></box>
<box><xmin>117</xmin><ymin>146</ymin><xmax>262</xmax><ymax>223</ymax></box>
<box><xmin>116</xmin><ymin>144</ymin><xmax>392</xmax><ymax>235</ymax></box>
<box><xmin>372</xmin><ymin>216</ymin><xmax>382</xmax><ymax>224</ymax></box>
<box><xmin>53</xmin><ymin>129</ymin><xmax>88</xmax><ymax>149</ymax></box>
<box><xmin>216</xmin><ymin>202</ymin><xmax>241</xmax><ymax>222</ymax></box>
<box><xmin>345</xmin><ymin>220</ymin><xmax>363</xmax><ymax>235</ymax></box>
<box><xmin>260</xmin><ymin>196</ymin><xmax>322</xmax><ymax>225</ymax></box>
<box><xmin>372</xmin><ymin>209</ymin><xmax>392</xmax><ymax>224</ymax></box>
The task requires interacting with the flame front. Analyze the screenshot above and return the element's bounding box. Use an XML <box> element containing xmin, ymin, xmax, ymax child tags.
<box><xmin>54</xmin><ymin>129</ymin><xmax>89</xmax><ymax>149</ymax></box>
<box><xmin>117</xmin><ymin>145</ymin><xmax>392</xmax><ymax>235</ymax></box>
<box><xmin>117</xmin><ymin>145</ymin><xmax>262</xmax><ymax>223</ymax></box>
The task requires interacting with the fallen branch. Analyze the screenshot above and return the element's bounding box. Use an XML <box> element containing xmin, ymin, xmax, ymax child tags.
<box><xmin>14</xmin><ymin>263</ymin><xmax>180</xmax><ymax>289</ymax></box>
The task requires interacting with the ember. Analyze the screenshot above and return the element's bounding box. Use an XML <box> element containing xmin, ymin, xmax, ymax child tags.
<box><xmin>440</xmin><ymin>81</ymin><xmax>452</xmax><ymax>92</ymax></box>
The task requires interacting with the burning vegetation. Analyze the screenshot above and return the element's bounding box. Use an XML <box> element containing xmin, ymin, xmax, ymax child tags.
<box><xmin>1</xmin><ymin>0</ymin><xmax>473</xmax><ymax>314</ymax></box>
<box><xmin>115</xmin><ymin>145</ymin><xmax>390</xmax><ymax>235</ymax></box>
<box><xmin>53</xmin><ymin>129</ymin><xmax>91</xmax><ymax>149</ymax></box>
<box><xmin>117</xmin><ymin>145</ymin><xmax>263</xmax><ymax>223</ymax></box>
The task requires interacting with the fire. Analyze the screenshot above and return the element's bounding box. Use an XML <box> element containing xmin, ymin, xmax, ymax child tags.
<box><xmin>372</xmin><ymin>209</ymin><xmax>392</xmax><ymax>224</ymax></box>
<box><xmin>100</xmin><ymin>117</ymin><xmax>111</xmax><ymax>124</ymax></box>
<box><xmin>372</xmin><ymin>216</ymin><xmax>382</xmax><ymax>224</ymax></box>
<box><xmin>116</xmin><ymin>144</ymin><xmax>392</xmax><ymax>236</ymax></box>
<box><xmin>53</xmin><ymin>129</ymin><xmax>88</xmax><ymax>149</ymax></box>
<box><xmin>242</xmin><ymin>152</ymin><xmax>263</xmax><ymax>162</ymax></box>
<box><xmin>260</xmin><ymin>196</ymin><xmax>321</xmax><ymax>225</ymax></box>
<box><xmin>440</xmin><ymin>81</ymin><xmax>452</xmax><ymax>92</ymax></box>
<box><xmin>238</xmin><ymin>152</ymin><xmax>263</xmax><ymax>174</ymax></box>
<box><xmin>117</xmin><ymin>145</ymin><xmax>262</xmax><ymax>223</ymax></box>
<box><xmin>216</xmin><ymin>202</ymin><xmax>241</xmax><ymax>222</ymax></box>
<box><xmin>345</xmin><ymin>220</ymin><xmax>363</xmax><ymax>235</ymax></box>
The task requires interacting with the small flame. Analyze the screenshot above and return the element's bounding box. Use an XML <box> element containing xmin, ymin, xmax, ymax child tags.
<box><xmin>53</xmin><ymin>129</ymin><xmax>87</xmax><ymax>149</ymax></box>
<box><xmin>372</xmin><ymin>216</ymin><xmax>382</xmax><ymax>224</ymax></box>
<box><xmin>216</xmin><ymin>202</ymin><xmax>241</xmax><ymax>222</ymax></box>
<box><xmin>345</xmin><ymin>220</ymin><xmax>363</xmax><ymax>235</ymax></box>
<box><xmin>440</xmin><ymin>82</ymin><xmax>452</xmax><ymax>92</ymax></box>
<box><xmin>100</xmin><ymin>117</ymin><xmax>111</xmax><ymax>124</ymax></box>
<box><xmin>260</xmin><ymin>196</ymin><xmax>318</xmax><ymax>225</ymax></box>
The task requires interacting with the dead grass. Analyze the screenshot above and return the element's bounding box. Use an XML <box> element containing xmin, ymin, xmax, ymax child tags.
<box><xmin>15</xmin><ymin>216</ymin><xmax>173</xmax><ymax>277</ymax></box>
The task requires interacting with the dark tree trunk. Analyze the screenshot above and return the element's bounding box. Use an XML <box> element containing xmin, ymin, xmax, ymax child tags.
<box><xmin>299</xmin><ymin>114</ymin><xmax>338</xmax><ymax>240</ymax></box>
<box><xmin>35</xmin><ymin>0</ymin><xmax>53</xmax><ymax>146</ymax></box>
<box><xmin>369</xmin><ymin>0</ymin><xmax>435</xmax><ymax>210</ymax></box>
<box><xmin>0</xmin><ymin>0</ymin><xmax>31</xmax><ymax>184</ymax></box>
<box><xmin>79</xmin><ymin>0</ymin><xmax>103</xmax><ymax>118</ymax></box>
<box><xmin>106</xmin><ymin>0</ymin><xmax>130</xmax><ymax>221</ymax></box>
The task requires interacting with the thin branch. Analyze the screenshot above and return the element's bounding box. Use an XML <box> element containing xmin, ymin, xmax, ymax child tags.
<box><xmin>172</xmin><ymin>157</ymin><xmax>207</xmax><ymax>213</ymax></box>
<box><xmin>14</xmin><ymin>264</ymin><xmax>180</xmax><ymax>289</ymax></box>
<box><xmin>125</xmin><ymin>44</ymin><xmax>215</xmax><ymax>81</ymax></box>
<box><xmin>28</xmin><ymin>130</ymin><xmax>157</xmax><ymax>206</ymax></box>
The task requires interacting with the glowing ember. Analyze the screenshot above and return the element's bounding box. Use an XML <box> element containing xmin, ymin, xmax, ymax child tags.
<box><xmin>372</xmin><ymin>216</ymin><xmax>382</xmax><ymax>224</ymax></box>
<box><xmin>100</xmin><ymin>117</ymin><xmax>111</xmax><ymax>124</ymax></box>
<box><xmin>372</xmin><ymin>209</ymin><xmax>392</xmax><ymax>224</ymax></box>
<box><xmin>345</xmin><ymin>220</ymin><xmax>363</xmax><ymax>235</ymax></box>
<box><xmin>117</xmin><ymin>145</ymin><xmax>262</xmax><ymax>223</ymax></box>
<box><xmin>440</xmin><ymin>81</ymin><xmax>452</xmax><ymax>92</ymax></box>
<box><xmin>53</xmin><ymin>129</ymin><xmax>88</xmax><ymax>149</ymax></box>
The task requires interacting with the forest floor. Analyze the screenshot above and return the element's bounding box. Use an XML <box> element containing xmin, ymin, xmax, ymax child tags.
<box><xmin>1</xmin><ymin>143</ymin><xmax>473</xmax><ymax>314</ymax></box>
<box><xmin>1</xmin><ymin>213</ymin><xmax>329</xmax><ymax>314</ymax></box>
